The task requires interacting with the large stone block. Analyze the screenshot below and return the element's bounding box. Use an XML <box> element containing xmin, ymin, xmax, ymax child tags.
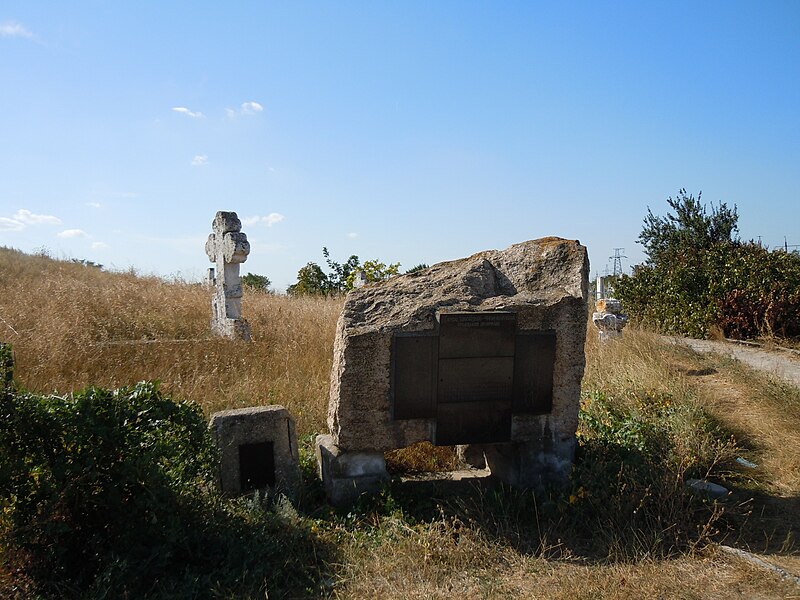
<box><xmin>315</xmin><ymin>434</ymin><xmax>389</xmax><ymax>507</ymax></box>
<box><xmin>210</xmin><ymin>405</ymin><xmax>300</xmax><ymax>498</ymax></box>
<box><xmin>320</xmin><ymin>237</ymin><xmax>589</xmax><ymax>500</ymax></box>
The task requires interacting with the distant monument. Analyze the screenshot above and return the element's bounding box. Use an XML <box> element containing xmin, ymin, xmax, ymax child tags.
<box><xmin>352</xmin><ymin>270</ymin><xmax>368</xmax><ymax>288</ymax></box>
<box><xmin>592</xmin><ymin>298</ymin><xmax>628</xmax><ymax>341</ymax></box>
<box><xmin>205</xmin><ymin>211</ymin><xmax>251</xmax><ymax>341</ymax></box>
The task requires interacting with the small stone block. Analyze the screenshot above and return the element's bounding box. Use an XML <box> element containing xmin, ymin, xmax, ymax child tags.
<box><xmin>210</xmin><ymin>405</ymin><xmax>300</xmax><ymax>498</ymax></box>
<box><xmin>315</xmin><ymin>434</ymin><xmax>389</xmax><ymax>507</ymax></box>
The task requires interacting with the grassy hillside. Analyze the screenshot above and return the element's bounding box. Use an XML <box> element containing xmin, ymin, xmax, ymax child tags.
<box><xmin>1</xmin><ymin>247</ymin><xmax>798</xmax><ymax>598</ymax></box>
<box><xmin>0</xmin><ymin>247</ymin><xmax>340</xmax><ymax>433</ymax></box>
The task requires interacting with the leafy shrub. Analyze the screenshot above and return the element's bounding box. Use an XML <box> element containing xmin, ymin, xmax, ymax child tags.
<box><xmin>567</xmin><ymin>389</ymin><xmax>731</xmax><ymax>557</ymax></box>
<box><xmin>0</xmin><ymin>343</ymin><xmax>12</xmax><ymax>389</ymax></box>
<box><xmin>0</xmin><ymin>383</ymin><xmax>331</xmax><ymax>598</ymax></box>
<box><xmin>617</xmin><ymin>190</ymin><xmax>800</xmax><ymax>339</ymax></box>
<box><xmin>0</xmin><ymin>382</ymin><xmax>217</xmax><ymax>591</ymax></box>
<box><xmin>241</xmin><ymin>272</ymin><xmax>272</xmax><ymax>292</ymax></box>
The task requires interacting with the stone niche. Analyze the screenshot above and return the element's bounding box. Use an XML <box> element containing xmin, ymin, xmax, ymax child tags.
<box><xmin>211</xmin><ymin>406</ymin><xmax>301</xmax><ymax>499</ymax></box>
<box><xmin>317</xmin><ymin>237</ymin><xmax>589</xmax><ymax>506</ymax></box>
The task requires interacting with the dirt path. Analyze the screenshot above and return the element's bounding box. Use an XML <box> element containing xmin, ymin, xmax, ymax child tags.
<box><xmin>666</xmin><ymin>337</ymin><xmax>800</xmax><ymax>388</ymax></box>
<box><xmin>662</xmin><ymin>335</ymin><xmax>800</xmax><ymax>580</ymax></box>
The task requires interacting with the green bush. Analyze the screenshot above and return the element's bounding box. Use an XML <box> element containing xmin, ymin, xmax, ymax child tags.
<box><xmin>617</xmin><ymin>190</ymin><xmax>800</xmax><ymax>339</ymax></box>
<box><xmin>0</xmin><ymin>383</ymin><xmax>329</xmax><ymax>598</ymax></box>
<box><xmin>0</xmin><ymin>382</ymin><xmax>217</xmax><ymax>590</ymax></box>
<box><xmin>617</xmin><ymin>242</ymin><xmax>800</xmax><ymax>338</ymax></box>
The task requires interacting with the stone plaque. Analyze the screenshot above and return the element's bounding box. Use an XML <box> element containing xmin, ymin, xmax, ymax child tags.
<box><xmin>390</xmin><ymin>311</ymin><xmax>557</xmax><ymax>445</ymax></box>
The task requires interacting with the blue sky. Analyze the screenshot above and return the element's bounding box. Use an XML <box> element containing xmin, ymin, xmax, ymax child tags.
<box><xmin>2</xmin><ymin>2</ymin><xmax>798</xmax><ymax>290</ymax></box>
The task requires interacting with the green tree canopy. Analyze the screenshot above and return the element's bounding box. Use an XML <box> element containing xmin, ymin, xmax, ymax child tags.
<box><xmin>287</xmin><ymin>248</ymin><xmax>402</xmax><ymax>295</ymax></box>
<box><xmin>286</xmin><ymin>262</ymin><xmax>330</xmax><ymax>296</ymax></box>
<box><xmin>638</xmin><ymin>189</ymin><xmax>739</xmax><ymax>265</ymax></box>
<box><xmin>241</xmin><ymin>272</ymin><xmax>271</xmax><ymax>292</ymax></box>
<box><xmin>344</xmin><ymin>259</ymin><xmax>401</xmax><ymax>289</ymax></box>
<box><xmin>616</xmin><ymin>189</ymin><xmax>800</xmax><ymax>339</ymax></box>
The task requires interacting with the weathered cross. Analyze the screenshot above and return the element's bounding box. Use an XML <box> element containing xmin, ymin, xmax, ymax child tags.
<box><xmin>205</xmin><ymin>211</ymin><xmax>251</xmax><ymax>340</ymax></box>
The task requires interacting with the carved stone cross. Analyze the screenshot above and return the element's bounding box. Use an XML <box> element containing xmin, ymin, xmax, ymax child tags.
<box><xmin>205</xmin><ymin>211</ymin><xmax>251</xmax><ymax>341</ymax></box>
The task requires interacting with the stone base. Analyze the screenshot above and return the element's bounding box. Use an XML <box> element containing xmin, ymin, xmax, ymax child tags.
<box><xmin>211</xmin><ymin>318</ymin><xmax>251</xmax><ymax>341</ymax></box>
<box><xmin>598</xmin><ymin>329</ymin><xmax>624</xmax><ymax>342</ymax></box>
<box><xmin>456</xmin><ymin>444</ymin><xmax>487</xmax><ymax>469</ymax></box>
<box><xmin>474</xmin><ymin>441</ymin><xmax>573</xmax><ymax>488</ymax></box>
<box><xmin>315</xmin><ymin>434</ymin><xmax>390</xmax><ymax>507</ymax></box>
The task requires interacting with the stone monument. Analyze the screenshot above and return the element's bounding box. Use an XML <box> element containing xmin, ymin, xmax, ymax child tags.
<box><xmin>210</xmin><ymin>405</ymin><xmax>301</xmax><ymax>499</ymax></box>
<box><xmin>592</xmin><ymin>298</ymin><xmax>628</xmax><ymax>341</ymax></box>
<box><xmin>316</xmin><ymin>237</ymin><xmax>589</xmax><ymax>506</ymax></box>
<box><xmin>352</xmin><ymin>270</ymin><xmax>368</xmax><ymax>288</ymax></box>
<box><xmin>205</xmin><ymin>211</ymin><xmax>251</xmax><ymax>341</ymax></box>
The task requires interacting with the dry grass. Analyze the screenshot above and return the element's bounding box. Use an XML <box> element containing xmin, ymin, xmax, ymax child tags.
<box><xmin>333</xmin><ymin>512</ymin><xmax>797</xmax><ymax>599</ymax></box>
<box><xmin>2</xmin><ymin>247</ymin><xmax>799</xmax><ymax>598</ymax></box>
<box><xmin>0</xmin><ymin>247</ymin><xmax>341</xmax><ymax>436</ymax></box>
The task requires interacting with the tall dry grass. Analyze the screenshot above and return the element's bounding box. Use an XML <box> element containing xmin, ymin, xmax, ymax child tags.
<box><xmin>3</xmin><ymin>248</ymin><xmax>798</xmax><ymax>598</ymax></box>
<box><xmin>0</xmin><ymin>247</ymin><xmax>341</xmax><ymax>436</ymax></box>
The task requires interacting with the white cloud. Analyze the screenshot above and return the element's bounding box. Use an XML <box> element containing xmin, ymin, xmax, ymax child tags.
<box><xmin>347</xmin><ymin>232</ymin><xmax>358</xmax><ymax>239</ymax></box>
<box><xmin>13</xmin><ymin>209</ymin><xmax>61</xmax><ymax>225</ymax></box>
<box><xmin>0</xmin><ymin>21</ymin><xmax>33</xmax><ymax>38</ymax></box>
<box><xmin>227</xmin><ymin>101</ymin><xmax>264</xmax><ymax>118</ymax></box>
<box><xmin>0</xmin><ymin>218</ymin><xmax>24</xmax><ymax>231</ymax></box>
<box><xmin>0</xmin><ymin>209</ymin><xmax>60</xmax><ymax>231</ymax></box>
<box><xmin>242</xmin><ymin>212</ymin><xmax>285</xmax><ymax>227</ymax></box>
<box><xmin>57</xmin><ymin>229</ymin><xmax>89</xmax><ymax>239</ymax></box>
<box><xmin>171</xmin><ymin>106</ymin><xmax>204</xmax><ymax>119</ymax></box>
<box><xmin>241</xmin><ymin>101</ymin><xmax>263</xmax><ymax>114</ymax></box>
<box><xmin>86</xmin><ymin>202</ymin><xmax>102</xmax><ymax>208</ymax></box>
<box><xmin>191</xmin><ymin>154</ymin><xmax>208</xmax><ymax>167</ymax></box>
<box><xmin>264</xmin><ymin>212</ymin><xmax>284</xmax><ymax>226</ymax></box>
<box><xmin>91</xmin><ymin>241</ymin><xmax>109</xmax><ymax>249</ymax></box>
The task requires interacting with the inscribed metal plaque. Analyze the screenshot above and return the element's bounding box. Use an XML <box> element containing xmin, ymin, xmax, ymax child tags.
<box><xmin>239</xmin><ymin>441</ymin><xmax>275</xmax><ymax>491</ymax></box>
<box><xmin>512</xmin><ymin>331</ymin><xmax>556</xmax><ymax>413</ymax></box>
<box><xmin>438</xmin><ymin>312</ymin><xmax>516</xmax><ymax>358</ymax></box>
<box><xmin>391</xmin><ymin>312</ymin><xmax>555</xmax><ymax>442</ymax></box>
<box><xmin>391</xmin><ymin>334</ymin><xmax>437</xmax><ymax>419</ymax></box>
<box><xmin>437</xmin><ymin>357</ymin><xmax>514</xmax><ymax>404</ymax></box>
<box><xmin>436</xmin><ymin>400</ymin><xmax>512</xmax><ymax>445</ymax></box>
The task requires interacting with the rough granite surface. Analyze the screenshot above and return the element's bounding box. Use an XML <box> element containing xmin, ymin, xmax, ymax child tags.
<box><xmin>327</xmin><ymin>237</ymin><xmax>589</xmax><ymax>469</ymax></box>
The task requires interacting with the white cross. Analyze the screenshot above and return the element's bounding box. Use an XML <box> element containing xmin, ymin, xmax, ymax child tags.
<box><xmin>205</xmin><ymin>211</ymin><xmax>251</xmax><ymax>339</ymax></box>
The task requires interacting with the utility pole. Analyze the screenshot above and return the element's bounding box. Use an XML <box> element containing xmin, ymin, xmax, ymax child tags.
<box><xmin>783</xmin><ymin>236</ymin><xmax>800</xmax><ymax>252</ymax></box>
<box><xmin>609</xmin><ymin>248</ymin><xmax>627</xmax><ymax>277</ymax></box>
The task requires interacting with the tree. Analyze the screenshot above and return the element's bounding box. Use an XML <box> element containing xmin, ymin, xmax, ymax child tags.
<box><xmin>322</xmin><ymin>247</ymin><xmax>360</xmax><ymax>293</ymax></box>
<box><xmin>616</xmin><ymin>189</ymin><xmax>800</xmax><ymax>339</ymax></box>
<box><xmin>638</xmin><ymin>189</ymin><xmax>739</xmax><ymax>265</ymax></box>
<box><xmin>405</xmin><ymin>263</ymin><xmax>429</xmax><ymax>274</ymax></box>
<box><xmin>344</xmin><ymin>259</ymin><xmax>401</xmax><ymax>289</ymax></box>
<box><xmin>287</xmin><ymin>248</ymin><xmax>402</xmax><ymax>295</ymax></box>
<box><xmin>241</xmin><ymin>272</ymin><xmax>271</xmax><ymax>292</ymax></box>
<box><xmin>286</xmin><ymin>262</ymin><xmax>330</xmax><ymax>296</ymax></box>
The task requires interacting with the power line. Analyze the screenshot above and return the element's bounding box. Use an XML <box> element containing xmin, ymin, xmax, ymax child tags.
<box><xmin>609</xmin><ymin>248</ymin><xmax>627</xmax><ymax>277</ymax></box>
